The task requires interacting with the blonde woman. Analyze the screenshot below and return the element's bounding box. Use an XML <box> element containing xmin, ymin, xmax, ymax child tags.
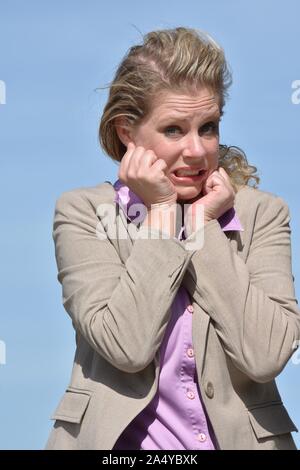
<box><xmin>45</xmin><ymin>27</ymin><xmax>300</xmax><ymax>450</ymax></box>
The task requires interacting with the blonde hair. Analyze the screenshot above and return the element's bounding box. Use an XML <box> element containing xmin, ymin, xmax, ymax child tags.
<box><xmin>99</xmin><ymin>26</ymin><xmax>260</xmax><ymax>191</ymax></box>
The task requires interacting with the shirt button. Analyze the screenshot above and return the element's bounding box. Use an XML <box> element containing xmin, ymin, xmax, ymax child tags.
<box><xmin>197</xmin><ymin>433</ymin><xmax>207</xmax><ymax>442</ymax></box>
<box><xmin>187</xmin><ymin>348</ymin><xmax>194</xmax><ymax>358</ymax></box>
<box><xmin>187</xmin><ymin>390</ymin><xmax>195</xmax><ymax>399</ymax></box>
<box><xmin>187</xmin><ymin>304</ymin><xmax>194</xmax><ymax>313</ymax></box>
<box><xmin>205</xmin><ymin>381</ymin><xmax>214</xmax><ymax>399</ymax></box>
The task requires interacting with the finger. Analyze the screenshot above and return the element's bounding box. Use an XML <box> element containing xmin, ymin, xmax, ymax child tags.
<box><xmin>148</xmin><ymin>158</ymin><xmax>168</xmax><ymax>178</ymax></box>
<box><xmin>127</xmin><ymin>141</ymin><xmax>135</xmax><ymax>150</ymax></box>
<box><xmin>210</xmin><ymin>169</ymin><xmax>224</xmax><ymax>179</ymax></box>
<box><xmin>139</xmin><ymin>149</ymin><xmax>158</xmax><ymax>173</ymax></box>
<box><xmin>218</xmin><ymin>167</ymin><xmax>229</xmax><ymax>179</ymax></box>
<box><xmin>127</xmin><ymin>146</ymin><xmax>148</xmax><ymax>174</ymax></box>
<box><xmin>122</xmin><ymin>145</ymin><xmax>145</xmax><ymax>178</ymax></box>
<box><xmin>206</xmin><ymin>168</ymin><xmax>229</xmax><ymax>188</ymax></box>
<box><xmin>207</xmin><ymin>170</ymin><xmax>224</xmax><ymax>185</ymax></box>
<box><xmin>119</xmin><ymin>142</ymin><xmax>136</xmax><ymax>176</ymax></box>
<box><xmin>218</xmin><ymin>167</ymin><xmax>235</xmax><ymax>192</ymax></box>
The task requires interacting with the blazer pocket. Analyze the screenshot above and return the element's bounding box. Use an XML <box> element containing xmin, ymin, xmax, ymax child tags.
<box><xmin>247</xmin><ymin>402</ymin><xmax>298</xmax><ymax>439</ymax></box>
<box><xmin>50</xmin><ymin>388</ymin><xmax>92</xmax><ymax>424</ymax></box>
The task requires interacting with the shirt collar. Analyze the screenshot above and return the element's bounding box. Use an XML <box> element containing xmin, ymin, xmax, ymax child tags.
<box><xmin>113</xmin><ymin>178</ymin><xmax>244</xmax><ymax>233</ymax></box>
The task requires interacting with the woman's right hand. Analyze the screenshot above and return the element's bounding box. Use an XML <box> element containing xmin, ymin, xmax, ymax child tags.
<box><xmin>118</xmin><ymin>142</ymin><xmax>178</xmax><ymax>208</ymax></box>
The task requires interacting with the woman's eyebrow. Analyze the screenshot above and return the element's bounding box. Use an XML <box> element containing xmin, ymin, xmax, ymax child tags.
<box><xmin>159</xmin><ymin>112</ymin><xmax>221</xmax><ymax>124</ymax></box>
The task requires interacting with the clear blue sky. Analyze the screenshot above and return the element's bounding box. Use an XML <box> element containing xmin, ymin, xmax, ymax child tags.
<box><xmin>0</xmin><ymin>0</ymin><xmax>299</xmax><ymax>449</ymax></box>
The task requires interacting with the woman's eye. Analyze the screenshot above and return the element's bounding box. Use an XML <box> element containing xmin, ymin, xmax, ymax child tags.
<box><xmin>200</xmin><ymin>122</ymin><xmax>219</xmax><ymax>134</ymax></box>
<box><xmin>164</xmin><ymin>122</ymin><xmax>219</xmax><ymax>137</ymax></box>
<box><xmin>165</xmin><ymin>126</ymin><xmax>181</xmax><ymax>135</ymax></box>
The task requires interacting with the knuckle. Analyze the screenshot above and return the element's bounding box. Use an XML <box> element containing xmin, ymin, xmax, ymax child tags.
<box><xmin>136</xmin><ymin>169</ymin><xmax>145</xmax><ymax>178</ymax></box>
<box><xmin>146</xmin><ymin>150</ymin><xmax>157</xmax><ymax>160</ymax></box>
<box><xmin>156</xmin><ymin>158</ymin><xmax>166</xmax><ymax>167</ymax></box>
<box><xmin>127</xmin><ymin>169</ymin><xmax>135</xmax><ymax>179</ymax></box>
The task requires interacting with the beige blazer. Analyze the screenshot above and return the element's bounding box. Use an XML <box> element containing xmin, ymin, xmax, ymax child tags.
<box><xmin>45</xmin><ymin>181</ymin><xmax>300</xmax><ymax>450</ymax></box>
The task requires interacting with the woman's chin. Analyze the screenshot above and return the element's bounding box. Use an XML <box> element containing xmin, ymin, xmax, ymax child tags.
<box><xmin>177</xmin><ymin>189</ymin><xmax>203</xmax><ymax>205</ymax></box>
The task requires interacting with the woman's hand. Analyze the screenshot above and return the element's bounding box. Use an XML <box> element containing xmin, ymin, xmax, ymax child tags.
<box><xmin>118</xmin><ymin>142</ymin><xmax>177</xmax><ymax>208</ymax></box>
<box><xmin>185</xmin><ymin>167</ymin><xmax>235</xmax><ymax>236</ymax></box>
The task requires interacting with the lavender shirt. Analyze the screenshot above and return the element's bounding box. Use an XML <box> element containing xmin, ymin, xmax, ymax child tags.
<box><xmin>111</xmin><ymin>179</ymin><xmax>243</xmax><ymax>450</ymax></box>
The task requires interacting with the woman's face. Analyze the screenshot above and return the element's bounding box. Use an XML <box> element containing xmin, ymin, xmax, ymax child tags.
<box><xmin>128</xmin><ymin>87</ymin><xmax>221</xmax><ymax>203</ymax></box>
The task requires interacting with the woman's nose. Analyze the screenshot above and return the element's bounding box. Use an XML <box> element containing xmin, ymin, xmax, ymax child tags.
<box><xmin>182</xmin><ymin>134</ymin><xmax>206</xmax><ymax>158</ymax></box>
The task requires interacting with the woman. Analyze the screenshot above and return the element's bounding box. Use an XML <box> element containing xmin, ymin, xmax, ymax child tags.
<box><xmin>45</xmin><ymin>27</ymin><xmax>300</xmax><ymax>450</ymax></box>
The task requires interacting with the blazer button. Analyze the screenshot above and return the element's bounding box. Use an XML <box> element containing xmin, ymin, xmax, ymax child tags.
<box><xmin>205</xmin><ymin>381</ymin><xmax>214</xmax><ymax>398</ymax></box>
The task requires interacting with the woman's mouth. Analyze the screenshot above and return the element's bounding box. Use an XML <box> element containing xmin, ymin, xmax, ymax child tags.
<box><xmin>170</xmin><ymin>169</ymin><xmax>207</xmax><ymax>184</ymax></box>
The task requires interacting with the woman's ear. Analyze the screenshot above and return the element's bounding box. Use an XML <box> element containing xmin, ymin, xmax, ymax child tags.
<box><xmin>114</xmin><ymin>116</ymin><xmax>134</xmax><ymax>147</ymax></box>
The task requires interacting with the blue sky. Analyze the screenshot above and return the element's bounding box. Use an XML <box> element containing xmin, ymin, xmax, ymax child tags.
<box><xmin>0</xmin><ymin>0</ymin><xmax>299</xmax><ymax>449</ymax></box>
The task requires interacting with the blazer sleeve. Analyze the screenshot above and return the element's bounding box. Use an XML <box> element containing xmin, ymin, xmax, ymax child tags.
<box><xmin>52</xmin><ymin>190</ymin><xmax>194</xmax><ymax>373</ymax></box>
<box><xmin>182</xmin><ymin>194</ymin><xmax>300</xmax><ymax>383</ymax></box>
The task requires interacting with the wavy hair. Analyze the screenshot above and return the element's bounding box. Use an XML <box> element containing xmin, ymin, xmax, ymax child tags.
<box><xmin>98</xmin><ymin>26</ymin><xmax>260</xmax><ymax>190</ymax></box>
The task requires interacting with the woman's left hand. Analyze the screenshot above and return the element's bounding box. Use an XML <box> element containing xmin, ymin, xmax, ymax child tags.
<box><xmin>184</xmin><ymin>167</ymin><xmax>235</xmax><ymax>237</ymax></box>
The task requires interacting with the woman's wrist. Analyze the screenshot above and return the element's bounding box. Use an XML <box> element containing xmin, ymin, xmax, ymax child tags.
<box><xmin>141</xmin><ymin>202</ymin><xmax>178</xmax><ymax>238</ymax></box>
